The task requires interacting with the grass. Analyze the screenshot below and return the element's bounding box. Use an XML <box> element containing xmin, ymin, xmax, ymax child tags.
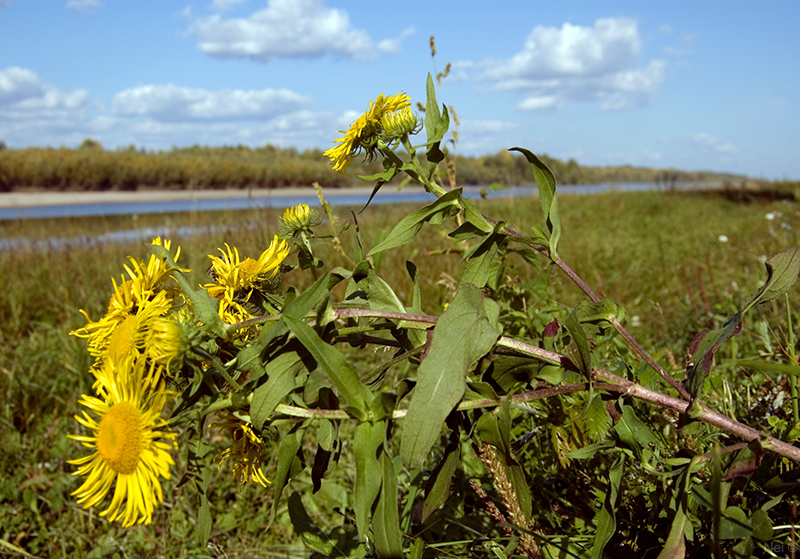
<box><xmin>1</xmin><ymin>189</ymin><xmax>798</xmax><ymax>557</ymax></box>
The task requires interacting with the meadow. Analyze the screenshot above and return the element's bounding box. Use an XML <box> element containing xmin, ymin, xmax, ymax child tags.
<box><xmin>1</xmin><ymin>188</ymin><xmax>799</xmax><ymax>558</ymax></box>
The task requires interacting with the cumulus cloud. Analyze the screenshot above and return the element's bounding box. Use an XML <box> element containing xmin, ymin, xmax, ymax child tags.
<box><xmin>0</xmin><ymin>66</ymin><xmax>89</xmax><ymax>116</ymax></box>
<box><xmin>691</xmin><ymin>132</ymin><xmax>738</xmax><ymax>154</ymax></box>
<box><xmin>113</xmin><ymin>84</ymin><xmax>310</xmax><ymax>121</ymax></box>
<box><xmin>66</xmin><ymin>0</ymin><xmax>103</xmax><ymax>13</ymax></box>
<box><xmin>0</xmin><ymin>67</ymin><xmax>108</xmax><ymax>146</ymax></box>
<box><xmin>481</xmin><ymin>18</ymin><xmax>666</xmax><ymax>112</ymax></box>
<box><xmin>187</xmin><ymin>0</ymin><xmax>411</xmax><ymax>61</ymax></box>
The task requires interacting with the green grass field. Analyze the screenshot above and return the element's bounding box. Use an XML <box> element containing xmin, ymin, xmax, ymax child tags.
<box><xmin>1</xmin><ymin>189</ymin><xmax>798</xmax><ymax>558</ymax></box>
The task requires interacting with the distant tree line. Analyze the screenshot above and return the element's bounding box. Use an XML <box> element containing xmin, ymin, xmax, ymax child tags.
<box><xmin>0</xmin><ymin>139</ymin><xmax>746</xmax><ymax>193</ymax></box>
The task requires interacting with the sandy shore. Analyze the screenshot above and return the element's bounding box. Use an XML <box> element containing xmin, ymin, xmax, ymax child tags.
<box><xmin>0</xmin><ymin>186</ymin><xmax>409</xmax><ymax>209</ymax></box>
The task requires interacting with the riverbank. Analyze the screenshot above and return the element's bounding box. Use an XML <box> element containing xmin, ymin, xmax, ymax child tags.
<box><xmin>0</xmin><ymin>185</ymin><xmax>401</xmax><ymax>209</ymax></box>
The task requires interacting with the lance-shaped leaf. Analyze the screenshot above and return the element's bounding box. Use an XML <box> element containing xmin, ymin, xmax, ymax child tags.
<box><xmin>424</xmin><ymin>72</ymin><xmax>449</xmax><ymax>165</ymax></box>
<box><xmin>589</xmin><ymin>454</ymin><xmax>625</xmax><ymax>559</ymax></box>
<box><xmin>741</xmin><ymin>247</ymin><xmax>800</xmax><ymax>314</ymax></box>
<box><xmin>400</xmin><ymin>283</ymin><xmax>501</xmax><ymax>469</ymax></box>
<box><xmin>683</xmin><ymin>314</ymin><xmax>743</xmax><ymax>399</ymax></box>
<box><xmin>353</xmin><ymin>420</ymin><xmax>385</xmax><ymax>542</ymax></box>
<box><xmin>460</xmin><ymin>221</ymin><xmax>507</xmax><ymax>288</ymax></box>
<box><xmin>564</xmin><ymin>305</ymin><xmax>593</xmax><ymax>378</ymax></box>
<box><xmin>656</xmin><ymin>508</ymin><xmax>687</xmax><ymax>559</ymax></box>
<box><xmin>237</xmin><ymin>271</ymin><xmax>333</xmax><ymax>375</ymax></box>
<box><xmin>368</xmin><ymin>188</ymin><xmax>464</xmax><ymax>255</ymax></box>
<box><xmin>510</xmin><ymin>147</ymin><xmax>561</xmax><ymax>259</ymax></box>
<box><xmin>374</xmin><ymin>451</ymin><xmax>404</xmax><ymax>558</ymax></box>
<box><xmin>683</xmin><ymin>247</ymin><xmax>799</xmax><ymax>399</ymax></box>
<box><xmin>266</xmin><ymin>427</ymin><xmax>305</xmax><ymax>528</ymax></box>
<box><xmin>250</xmin><ymin>343</ymin><xmax>311</xmax><ymax>430</ymax></box>
<box><xmin>284</xmin><ymin>315</ymin><xmax>372</xmax><ymax>416</ymax></box>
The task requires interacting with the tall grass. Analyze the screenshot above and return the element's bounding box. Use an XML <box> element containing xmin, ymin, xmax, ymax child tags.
<box><xmin>0</xmin><ymin>143</ymin><xmax>747</xmax><ymax>193</ymax></box>
<box><xmin>0</xmin><ymin>190</ymin><xmax>797</xmax><ymax>557</ymax></box>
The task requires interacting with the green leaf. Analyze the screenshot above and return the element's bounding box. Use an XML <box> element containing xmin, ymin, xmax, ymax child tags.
<box><xmin>509</xmin><ymin>147</ymin><xmax>561</xmax><ymax>259</ymax></box>
<box><xmin>574</xmin><ymin>298</ymin><xmax>627</xmax><ymax>327</ymax></box>
<box><xmin>250</xmin><ymin>344</ymin><xmax>311</xmax><ymax>430</ymax></box>
<box><xmin>267</xmin><ymin>427</ymin><xmax>305</xmax><ymax>528</ymax></box>
<box><xmin>461</xmin><ymin>222</ymin><xmax>507</xmax><ymax>288</ymax></box>
<box><xmin>613</xmin><ymin>401</ymin><xmax>658</xmax><ymax>460</ymax></box>
<box><xmin>401</xmin><ymin>284</ymin><xmax>501</xmax><ymax>469</ymax></box>
<box><xmin>407</xmin><ymin>261</ymin><xmax>422</xmax><ymax>313</ymax></box>
<box><xmin>589</xmin><ymin>454</ymin><xmax>625</xmax><ymax>559</ymax></box>
<box><xmin>741</xmin><ymin>247</ymin><xmax>800</xmax><ymax>314</ymax></box>
<box><xmin>566</xmin><ymin>440</ymin><xmax>615</xmax><ymax>460</ymax></box>
<box><xmin>424</xmin><ymin>72</ymin><xmax>449</xmax><ymax>164</ymax></box>
<box><xmin>583</xmin><ymin>396</ymin><xmax>613</xmax><ymax>441</ymax></box>
<box><xmin>367</xmin><ymin>188</ymin><xmax>463</xmax><ymax>255</ymax></box>
<box><xmin>422</xmin><ymin>443</ymin><xmax>460</xmax><ymax>521</ymax></box>
<box><xmin>288</xmin><ymin>492</ymin><xmax>336</xmax><ymax>555</ymax></box>
<box><xmin>684</xmin><ymin>314</ymin><xmax>743</xmax><ymax>398</ymax></box>
<box><xmin>719</xmin><ymin>506</ymin><xmax>751</xmax><ymax>540</ymax></box>
<box><xmin>735</xmin><ymin>359</ymin><xmax>800</xmax><ymax>376</ymax></box>
<box><xmin>151</xmin><ymin>243</ymin><xmax>225</xmax><ymax>337</ymax></box>
<box><xmin>237</xmin><ymin>271</ymin><xmax>334</xmax><ymax>374</ymax></box>
<box><xmin>750</xmin><ymin>508</ymin><xmax>773</xmax><ymax>541</ymax></box>
<box><xmin>353</xmin><ymin>421</ymin><xmax>385</xmax><ymax>542</ymax></box>
<box><xmin>656</xmin><ymin>508</ymin><xmax>687</xmax><ymax>559</ymax></box>
<box><xmin>564</xmin><ymin>305</ymin><xmax>593</xmax><ymax>377</ymax></box>
<box><xmin>355</xmin><ymin>266</ymin><xmax>425</xmax><ymax>348</ymax></box>
<box><xmin>373</xmin><ymin>452</ymin><xmax>403</xmax><ymax>558</ymax></box>
<box><xmin>284</xmin><ymin>315</ymin><xmax>371</xmax><ymax>416</ymax></box>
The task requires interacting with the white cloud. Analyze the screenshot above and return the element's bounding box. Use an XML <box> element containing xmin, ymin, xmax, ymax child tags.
<box><xmin>113</xmin><ymin>84</ymin><xmax>310</xmax><ymax>121</ymax></box>
<box><xmin>0</xmin><ymin>67</ymin><xmax>89</xmax><ymax>115</ymax></box>
<box><xmin>187</xmin><ymin>0</ymin><xmax>408</xmax><ymax>62</ymax></box>
<box><xmin>377</xmin><ymin>27</ymin><xmax>416</xmax><ymax>55</ymax></box>
<box><xmin>66</xmin><ymin>0</ymin><xmax>103</xmax><ymax>13</ymax></box>
<box><xmin>460</xmin><ymin>120</ymin><xmax>518</xmax><ymax>134</ymax></box>
<box><xmin>692</xmin><ymin>132</ymin><xmax>739</xmax><ymax>154</ymax></box>
<box><xmin>517</xmin><ymin>95</ymin><xmax>564</xmax><ymax>112</ymax></box>
<box><xmin>481</xmin><ymin>18</ymin><xmax>666</xmax><ymax>112</ymax></box>
<box><xmin>0</xmin><ymin>67</ymin><xmax>108</xmax><ymax>146</ymax></box>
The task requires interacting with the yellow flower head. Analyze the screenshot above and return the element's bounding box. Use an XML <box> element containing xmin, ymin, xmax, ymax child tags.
<box><xmin>278</xmin><ymin>203</ymin><xmax>321</xmax><ymax>237</ymax></box>
<box><xmin>324</xmin><ymin>92</ymin><xmax>412</xmax><ymax>174</ymax></box>
<box><xmin>216</xmin><ymin>414</ymin><xmax>271</xmax><ymax>487</ymax></box>
<box><xmin>145</xmin><ymin>308</ymin><xmax>196</xmax><ymax>373</ymax></box>
<box><xmin>380</xmin><ymin>106</ymin><xmax>422</xmax><ymax>143</ymax></box>
<box><xmin>69</xmin><ymin>358</ymin><xmax>176</xmax><ymax>527</ymax></box>
<box><xmin>71</xmin><ymin>238</ymin><xmax>184</xmax><ymax>361</ymax></box>
<box><xmin>205</xmin><ymin>236</ymin><xmax>289</xmax><ymax>300</ymax></box>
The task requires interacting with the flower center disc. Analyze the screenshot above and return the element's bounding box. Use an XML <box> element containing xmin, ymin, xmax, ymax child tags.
<box><xmin>238</xmin><ymin>258</ymin><xmax>260</xmax><ymax>285</ymax></box>
<box><xmin>107</xmin><ymin>314</ymin><xmax>137</xmax><ymax>363</ymax></box>
<box><xmin>96</xmin><ymin>401</ymin><xmax>144</xmax><ymax>475</ymax></box>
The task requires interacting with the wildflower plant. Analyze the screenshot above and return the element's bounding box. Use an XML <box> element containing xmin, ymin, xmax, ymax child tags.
<box><xmin>69</xmin><ymin>74</ymin><xmax>800</xmax><ymax>557</ymax></box>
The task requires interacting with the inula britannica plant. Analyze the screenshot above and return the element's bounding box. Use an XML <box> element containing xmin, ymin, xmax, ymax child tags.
<box><xmin>69</xmin><ymin>73</ymin><xmax>800</xmax><ymax>557</ymax></box>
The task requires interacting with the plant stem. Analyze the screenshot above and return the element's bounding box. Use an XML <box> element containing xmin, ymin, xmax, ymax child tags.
<box><xmin>482</xmin><ymin>212</ymin><xmax>692</xmax><ymax>400</ymax></box>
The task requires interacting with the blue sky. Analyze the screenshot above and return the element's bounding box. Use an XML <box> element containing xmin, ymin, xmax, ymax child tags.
<box><xmin>1</xmin><ymin>1</ymin><xmax>799</xmax><ymax>179</ymax></box>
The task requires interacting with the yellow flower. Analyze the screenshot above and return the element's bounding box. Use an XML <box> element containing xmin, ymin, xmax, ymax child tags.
<box><xmin>279</xmin><ymin>203</ymin><xmax>321</xmax><ymax>237</ymax></box>
<box><xmin>71</xmin><ymin>237</ymin><xmax>184</xmax><ymax>362</ymax></box>
<box><xmin>380</xmin><ymin>106</ymin><xmax>421</xmax><ymax>142</ymax></box>
<box><xmin>324</xmin><ymin>92</ymin><xmax>411</xmax><ymax>174</ymax></box>
<box><xmin>73</xmin><ymin>289</ymin><xmax>174</xmax><ymax>371</ymax></box>
<box><xmin>145</xmin><ymin>308</ymin><xmax>195</xmax><ymax>372</ymax></box>
<box><xmin>216</xmin><ymin>414</ymin><xmax>270</xmax><ymax>487</ymax></box>
<box><xmin>69</xmin><ymin>358</ymin><xmax>176</xmax><ymax>527</ymax></box>
<box><xmin>205</xmin><ymin>236</ymin><xmax>289</xmax><ymax>300</ymax></box>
